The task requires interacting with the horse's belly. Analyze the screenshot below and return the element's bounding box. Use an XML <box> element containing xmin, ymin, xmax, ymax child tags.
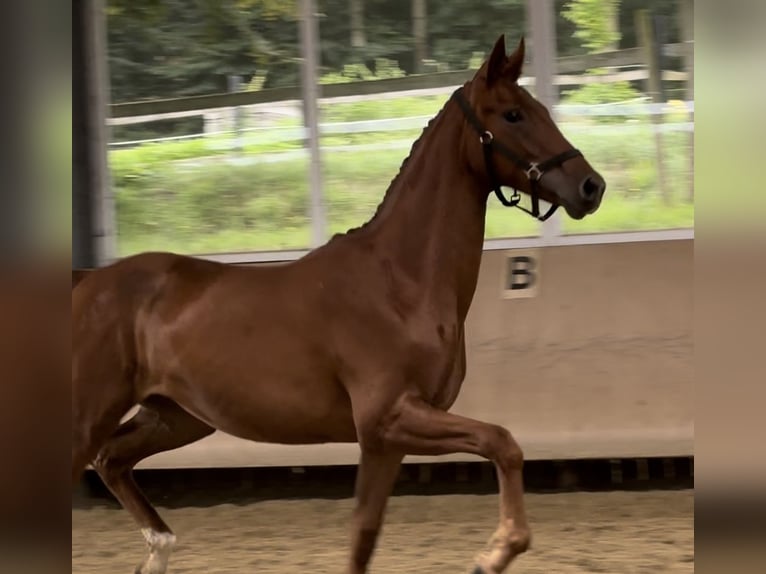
<box><xmin>163</xmin><ymin>371</ymin><xmax>358</xmax><ymax>444</ymax></box>
<box><xmin>143</xmin><ymin>300</ymin><xmax>358</xmax><ymax>444</ymax></box>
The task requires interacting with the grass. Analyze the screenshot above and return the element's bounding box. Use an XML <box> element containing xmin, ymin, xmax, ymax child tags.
<box><xmin>110</xmin><ymin>97</ymin><xmax>694</xmax><ymax>257</ymax></box>
<box><xmin>117</xmin><ymin>195</ymin><xmax>693</xmax><ymax>256</ymax></box>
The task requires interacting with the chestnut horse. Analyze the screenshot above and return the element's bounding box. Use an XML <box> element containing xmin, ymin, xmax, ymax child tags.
<box><xmin>72</xmin><ymin>36</ymin><xmax>605</xmax><ymax>574</ymax></box>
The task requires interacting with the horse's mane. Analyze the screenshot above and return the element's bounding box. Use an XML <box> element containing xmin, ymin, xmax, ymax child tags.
<box><xmin>339</xmin><ymin>90</ymin><xmax>459</xmax><ymax>236</ymax></box>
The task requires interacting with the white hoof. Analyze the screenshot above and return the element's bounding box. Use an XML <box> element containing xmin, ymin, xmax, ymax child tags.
<box><xmin>135</xmin><ymin>529</ymin><xmax>176</xmax><ymax>574</ymax></box>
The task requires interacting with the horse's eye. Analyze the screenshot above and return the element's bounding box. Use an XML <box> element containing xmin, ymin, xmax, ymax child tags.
<box><xmin>504</xmin><ymin>110</ymin><xmax>522</xmax><ymax>123</ymax></box>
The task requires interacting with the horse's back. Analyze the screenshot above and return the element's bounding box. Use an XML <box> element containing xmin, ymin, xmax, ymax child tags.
<box><xmin>74</xmin><ymin>251</ymin><xmax>222</xmax><ymax>301</ymax></box>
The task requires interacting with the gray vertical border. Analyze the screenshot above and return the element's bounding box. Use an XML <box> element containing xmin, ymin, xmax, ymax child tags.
<box><xmin>299</xmin><ymin>0</ymin><xmax>326</xmax><ymax>247</ymax></box>
<box><xmin>526</xmin><ymin>0</ymin><xmax>561</xmax><ymax>244</ymax></box>
<box><xmin>74</xmin><ymin>0</ymin><xmax>116</xmax><ymax>267</ymax></box>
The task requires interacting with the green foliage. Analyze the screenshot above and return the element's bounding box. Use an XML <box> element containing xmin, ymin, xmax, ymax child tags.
<box><xmin>427</xmin><ymin>1</ymin><xmax>525</xmax><ymax>70</ymax></box>
<box><xmin>107</xmin><ymin>0</ymin><xmax>301</xmax><ymax>105</ymax></box>
<box><xmin>105</xmin><ymin>0</ymin><xmax>681</xmax><ymax>112</ymax></box>
<box><xmin>319</xmin><ymin>95</ymin><xmax>445</xmax><ymax>122</ymax></box>
<box><xmin>319</xmin><ymin>58</ymin><xmax>406</xmax><ymax>85</ymax></box>
<box><xmin>234</xmin><ymin>0</ymin><xmax>297</xmax><ymax>20</ymax></box>
<box><xmin>109</xmin><ymin>95</ymin><xmax>694</xmax><ymax>256</ymax></box>
<box><xmin>468</xmin><ymin>52</ymin><xmax>487</xmax><ymax>70</ymax></box>
<box><xmin>561</xmin><ymin>0</ymin><xmax>642</xmax><ymax>112</ymax></box>
<box><xmin>562</xmin><ymin>82</ymin><xmax>641</xmax><ymax>104</ymax></box>
<box><xmin>105</xmin><ymin>0</ymin><xmax>568</xmax><ymax>115</ymax></box>
<box><xmin>562</xmin><ymin>73</ymin><xmax>641</xmax><ymax>106</ymax></box>
<box><xmin>107</xmin><ymin>0</ymin><xmax>297</xmax><ymax>21</ymax></box>
<box><xmin>563</xmin><ymin>0</ymin><xmax>620</xmax><ymax>52</ymax></box>
<box><xmin>103</xmin><ymin>0</ymin><xmax>693</xmax><ymax>256</ymax></box>
<box><xmin>560</xmin><ymin>68</ymin><xmax>643</xmax><ymax>122</ymax></box>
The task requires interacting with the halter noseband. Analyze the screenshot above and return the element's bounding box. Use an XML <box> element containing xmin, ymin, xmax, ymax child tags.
<box><xmin>452</xmin><ymin>87</ymin><xmax>582</xmax><ymax>222</ymax></box>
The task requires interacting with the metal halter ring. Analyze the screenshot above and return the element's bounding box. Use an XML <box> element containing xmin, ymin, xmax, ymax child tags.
<box><xmin>525</xmin><ymin>163</ymin><xmax>543</xmax><ymax>181</ymax></box>
<box><xmin>479</xmin><ymin>130</ymin><xmax>494</xmax><ymax>145</ymax></box>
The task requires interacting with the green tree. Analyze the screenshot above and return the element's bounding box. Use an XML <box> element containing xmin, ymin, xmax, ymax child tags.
<box><xmin>562</xmin><ymin>0</ymin><xmax>619</xmax><ymax>52</ymax></box>
<box><xmin>560</xmin><ymin>0</ymin><xmax>641</xmax><ymax>108</ymax></box>
<box><xmin>107</xmin><ymin>0</ymin><xmax>300</xmax><ymax>103</ymax></box>
<box><xmin>107</xmin><ymin>0</ymin><xmax>301</xmax><ymax>140</ymax></box>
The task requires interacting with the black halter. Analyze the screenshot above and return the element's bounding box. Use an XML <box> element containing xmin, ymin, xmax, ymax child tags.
<box><xmin>451</xmin><ymin>87</ymin><xmax>583</xmax><ymax>222</ymax></box>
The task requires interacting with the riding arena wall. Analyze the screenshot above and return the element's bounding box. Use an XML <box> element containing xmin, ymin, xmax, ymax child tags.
<box><xmin>132</xmin><ymin>235</ymin><xmax>693</xmax><ymax>470</ymax></box>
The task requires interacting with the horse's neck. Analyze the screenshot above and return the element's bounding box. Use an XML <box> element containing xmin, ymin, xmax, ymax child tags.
<box><xmin>365</xmin><ymin>98</ymin><xmax>489</xmax><ymax>321</ymax></box>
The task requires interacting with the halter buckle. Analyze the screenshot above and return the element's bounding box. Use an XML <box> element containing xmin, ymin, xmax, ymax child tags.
<box><xmin>479</xmin><ymin>130</ymin><xmax>494</xmax><ymax>145</ymax></box>
<box><xmin>526</xmin><ymin>163</ymin><xmax>542</xmax><ymax>181</ymax></box>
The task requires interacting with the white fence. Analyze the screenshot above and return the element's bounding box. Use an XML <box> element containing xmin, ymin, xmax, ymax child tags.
<box><xmin>109</xmin><ymin>98</ymin><xmax>695</xmax><ymax>150</ymax></box>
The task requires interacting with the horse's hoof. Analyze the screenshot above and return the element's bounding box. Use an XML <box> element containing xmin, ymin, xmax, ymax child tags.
<box><xmin>471</xmin><ymin>567</ymin><xmax>486</xmax><ymax>574</ymax></box>
<box><xmin>135</xmin><ymin>565</ymin><xmax>163</xmax><ymax>574</ymax></box>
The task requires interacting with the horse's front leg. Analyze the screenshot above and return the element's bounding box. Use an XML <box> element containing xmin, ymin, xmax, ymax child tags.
<box><xmin>347</xmin><ymin>450</ymin><xmax>404</xmax><ymax>574</ymax></box>
<box><xmin>365</xmin><ymin>393</ymin><xmax>530</xmax><ymax>574</ymax></box>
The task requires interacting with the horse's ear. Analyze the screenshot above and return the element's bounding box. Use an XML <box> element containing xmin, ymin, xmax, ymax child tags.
<box><xmin>506</xmin><ymin>36</ymin><xmax>525</xmax><ymax>83</ymax></box>
<box><xmin>486</xmin><ymin>34</ymin><xmax>507</xmax><ymax>87</ymax></box>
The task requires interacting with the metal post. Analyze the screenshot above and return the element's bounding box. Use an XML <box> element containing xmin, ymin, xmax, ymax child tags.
<box><xmin>525</xmin><ymin>0</ymin><xmax>561</xmax><ymax>242</ymax></box>
<box><xmin>678</xmin><ymin>0</ymin><xmax>694</xmax><ymax>201</ymax></box>
<box><xmin>73</xmin><ymin>0</ymin><xmax>115</xmax><ymax>267</ymax></box>
<box><xmin>227</xmin><ymin>74</ymin><xmax>243</xmax><ymax>154</ymax></box>
<box><xmin>636</xmin><ymin>8</ymin><xmax>669</xmax><ymax>205</ymax></box>
<box><xmin>299</xmin><ymin>0</ymin><xmax>326</xmax><ymax>247</ymax></box>
<box><xmin>412</xmin><ymin>0</ymin><xmax>427</xmax><ymax>74</ymax></box>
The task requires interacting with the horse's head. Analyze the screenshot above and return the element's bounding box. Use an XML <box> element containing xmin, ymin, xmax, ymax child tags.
<box><xmin>460</xmin><ymin>34</ymin><xmax>606</xmax><ymax>220</ymax></box>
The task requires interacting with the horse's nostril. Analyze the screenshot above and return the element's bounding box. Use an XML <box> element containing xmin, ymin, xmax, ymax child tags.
<box><xmin>579</xmin><ymin>175</ymin><xmax>604</xmax><ymax>200</ymax></box>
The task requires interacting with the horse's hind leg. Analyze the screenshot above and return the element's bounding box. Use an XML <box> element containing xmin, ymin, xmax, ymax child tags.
<box><xmin>72</xmin><ymin>312</ymin><xmax>138</xmax><ymax>484</ymax></box>
<box><xmin>72</xmin><ymin>372</ymin><xmax>135</xmax><ymax>484</ymax></box>
<box><xmin>92</xmin><ymin>395</ymin><xmax>214</xmax><ymax>574</ymax></box>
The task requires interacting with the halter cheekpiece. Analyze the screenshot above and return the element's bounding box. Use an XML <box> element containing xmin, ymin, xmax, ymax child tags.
<box><xmin>451</xmin><ymin>87</ymin><xmax>583</xmax><ymax>222</ymax></box>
